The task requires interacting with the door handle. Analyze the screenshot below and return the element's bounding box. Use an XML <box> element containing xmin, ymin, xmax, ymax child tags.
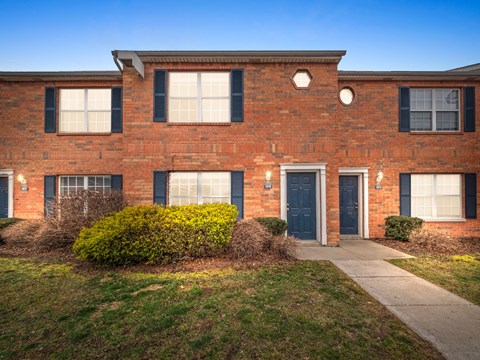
<box><xmin>287</xmin><ymin>203</ymin><xmax>290</xmax><ymax>211</ymax></box>
<box><xmin>354</xmin><ymin>202</ymin><xmax>358</xmax><ymax>210</ymax></box>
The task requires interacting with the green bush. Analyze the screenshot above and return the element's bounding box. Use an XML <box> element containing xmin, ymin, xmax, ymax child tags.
<box><xmin>254</xmin><ymin>217</ymin><xmax>288</xmax><ymax>236</ymax></box>
<box><xmin>73</xmin><ymin>204</ymin><xmax>238</xmax><ymax>266</ymax></box>
<box><xmin>0</xmin><ymin>218</ymin><xmax>21</xmax><ymax>244</ymax></box>
<box><xmin>384</xmin><ymin>216</ymin><xmax>424</xmax><ymax>241</ymax></box>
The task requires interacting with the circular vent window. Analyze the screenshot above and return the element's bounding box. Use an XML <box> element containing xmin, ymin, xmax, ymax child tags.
<box><xmin>339</xmin><ymin>87</ymin><xmax>355</xmax><ymax>106</ymax></box>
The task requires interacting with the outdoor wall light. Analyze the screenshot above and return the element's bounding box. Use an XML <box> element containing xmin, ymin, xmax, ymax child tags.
<box><xmin>375</xmin><ymin>171</ymin><xmax>384</xmax><ymax>189</ymax></box>
<box><xmin>264</xmin><ymin>171</ymin><xmax>272</xmax><ymax>190</ymax></box>
<box><xmin>17</xmin><ymin>174</ymin><xmax>28</xmax><ymax>191</ymax></box>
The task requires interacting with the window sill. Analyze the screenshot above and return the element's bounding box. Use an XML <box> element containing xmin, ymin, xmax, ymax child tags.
<box><xmin>422</xmin><ymin>218</ymin><xmax>466</xmax><ymax>223</ymax></box>
<box><xmin>409</xmin><ymin>131</ymin><xmax>463</xmax><ymax>135</ymax></box>
<box><xmin>166</xmin><ymin>122</ymin><xmax>232</xmax><ymax>126</ymax></box>
<box><xmin>57</xmin><ymin>132</ymin><xmax>112</xmax><ymax>136</ymax></box>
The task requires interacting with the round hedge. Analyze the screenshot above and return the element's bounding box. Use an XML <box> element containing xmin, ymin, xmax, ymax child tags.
<box><xmin>73</xmin><ymin>204</ymin><xmax>238</xmax><ymax>265</ymax></box>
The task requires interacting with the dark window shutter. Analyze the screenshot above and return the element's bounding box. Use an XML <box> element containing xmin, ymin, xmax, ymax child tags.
<box><xmin>399</xmin><ymin>173</ymin><xmax>411</xmax><ymax>216</ymax></box>
<box><xmin>45</xmin><ymin>87</ymin><xmax>56</xmax><ymax>133</ymax></box>
<box><xmin>154</xmin><ymin>171</ymin><xmax>167</xmax><ymax>205</ymax></box>
<box><xmin>465</xmin><ymin>173</ymin><xmax>477</xmax><ymax>219</ymax></box>
<box><xmin>464</xmin><ymin>87</ymin><xmax>475</xmax><ymax>132</ymax></box>
<box><xmin>44</xmin><ymin>175</ymin><xmax>56</xmax><ymax>217</ymax></box>
<box><xmin>153</xmin><ymin>70</ymin><xmax>167</xmax><ymax>122</ymax></box>
<box><xmin>231</xmin><ymin>171</ymin><xmax>244</xmax><ymax>219</ymax></box>
<box><xmin>399</xmin><ymin>87</ymin><xmax>410</xmax><ymax>132</ymax></box>
<box><xmin>111</xmin><ymin>175</ymin><xmax>123</xmax><ymax>191</ymax></box>
<box><xmin>111</xmin><ymin>87</ymin><xmax>123</xmax><ymax>133</ymax></box>
<box><xmin>231</xmin><ymin>69</ymin><xmax>244</xmax><ymax>122</ymax></box>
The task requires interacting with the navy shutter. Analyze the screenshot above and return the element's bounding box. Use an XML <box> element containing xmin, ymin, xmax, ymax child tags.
<box><xmin>465</xmin><ymin>173</ymin><xmax>477</xmax><ymax>219</ymax></box>
<box><xmin>153</xmin><ymin>70</ymin><xmax>167</xmax><ymax>122</ymax></box>
<box><xmin>45</xmin><ymin>87</ymin><xmax>56</xmax><ymax>133</ymax></box>
<box><xmin>111</xmin><ymin>87</ymin><xmax>123</xmax><ymax>133</ymax></box>
<box><xmin>399</xmin><ymin>173</ymin><xmax>411</xmax><ymax>216</ymax></box>
<box><xmin>44</xmin><ymin>175</ymin><xmax>56</xmax><ymax>217</ymax></box>
<box><xmin>111</xmin><ymin>175</ymin><xmax>123</xmax><ymax>191</ymax></box>
<box><xmin>399</xmin><ymin>87</ymin><xmax>410</xmax><ymax>132</ymax></box>
<box><xmin>153</xmin><ymin>171</ymin><xmax>167</xmax><ymax>205</ymax></box>
<box><xmin>231</xmin><ymin>171</ymin><xmax>244</xmax><ymax>219</ymax></box>
<box><xmin>231</xmin><ymin>69</ymin><xmax>244</xmax><ymax>122</ymax></box>
<box><xmin>464</xmin><ymin>87</ymin><xmax>475</xmax><ymax>132</ymax></box>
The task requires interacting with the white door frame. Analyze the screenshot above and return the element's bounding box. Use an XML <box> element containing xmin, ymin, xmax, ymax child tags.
<box><xmin>339</xmin><ymin>167</ymin><xmax>369</xmax><ymax>238</ymax></box>
<box><xmin>280</xmin><ymin>163</ymin><xmax>327</xmax><ymax>245</ymax></box>
<box><xmin>0</xmin><ymin>169</ymin><xmax>14</xmax><ymax>218</ymax></box>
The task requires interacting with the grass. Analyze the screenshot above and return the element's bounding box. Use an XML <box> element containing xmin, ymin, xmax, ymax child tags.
<box><xmin>391</xmin><ymin>254</ymin><xmax>480</xmax><ymax>306</ymax></box>
<box><xmin>0</xmin><ymin>257</ymin><xmax>442</xmax><ymax>359</ymax></box>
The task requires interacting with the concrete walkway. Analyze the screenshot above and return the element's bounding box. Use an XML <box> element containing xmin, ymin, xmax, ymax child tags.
<box><xmin>295</xmin><ymin>240</ymin><xmax>480</xmax><ymax>360</ymax></box>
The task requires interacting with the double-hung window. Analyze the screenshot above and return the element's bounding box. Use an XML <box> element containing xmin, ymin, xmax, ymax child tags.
<box><xmin>411</xmin><ymin>174</ymin><xmax>462</xmax><ymax>219</ymax></box>
<box><xmin>60</xmin><ymin>89</ymin><xmax>112</xmax><ymax>132</ymax></box>
<box><xmin>169</xmin><ymin>172</ymin><xmax>231</xmax><ymax>205</ymax></box>
<box><xmin>410</xmin><ymin>89</ymin><xmax>460</xmax><ymax>131</ymax></box>
<box><xmin>168</xmin><ymin>72</ymin><xmax>230</xmax><ymax>123</ymax></box>
<box><xmin>59</xmin><ymin>175</ymin><xmax>112</xmax><ymax>195</ymax></box>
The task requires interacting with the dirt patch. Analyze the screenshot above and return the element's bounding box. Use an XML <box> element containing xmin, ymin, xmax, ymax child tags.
<box><xmin>373</xmin><ymin>237</ymin><xmax>480</xmax><ymax>256</ymax></box>
<box><xmin>132</xmin><ymin>284</ymin><xmax>164</xmax><ymax>295</ymax></box>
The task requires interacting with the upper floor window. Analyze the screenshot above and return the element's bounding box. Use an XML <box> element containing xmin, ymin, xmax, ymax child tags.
<box><xmin>60</xmin><ymin>89</ymin><xmax>111</xmax><ymax>133</ymax></box>
<box><xmin>168</xmin><ymin>72</ymin><xmax>230</xmax><ymax>123</ymax></box>
<box><xmin>410</xmin><ymin>89</ymin><xmax>459</xmax><ymax>131</ymax></box>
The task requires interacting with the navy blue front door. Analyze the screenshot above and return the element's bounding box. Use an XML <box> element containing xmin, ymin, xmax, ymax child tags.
<box><xmin>0</xmin><ymin>177</ymin><xmax>8</xmax><ymax>218</ymax></box>
<box><xmin>287</xmin><ymin>173</ymin><xmax>316</xmax><ymax>240</ymax></box>
<box><xmin>339</xmin><ymin>176</ymin><xmax>359</xmax><ymax>235</ymax></box>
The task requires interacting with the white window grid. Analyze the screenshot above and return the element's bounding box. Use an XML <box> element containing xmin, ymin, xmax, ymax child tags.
<box><xmin>411</xmin><ymin>174</ymin><xmax>462</xmax><ymax>219</ymax></box>
<box><xmin>168</xmin><ymin>72</ymin><xmax>230</xmax><ymax>123</ymax></box>
<box><xmin>169</xmin><ymin>172</ymin><xmax>231</xmax><ymax>206</ymax></box>
<box><xmin>59</xmin><ymin>175</ymin><xmax>111</xmax><ymax>195</ymax></box>
<box><xmin>410</xmin><ymin>89</ymin><xmax>460</xmax><ymax>132</ymax></box>
<box><xmin>59</xmin><ymin>89</ymin><xmax>111</xmax><ymax>133</ymax></box>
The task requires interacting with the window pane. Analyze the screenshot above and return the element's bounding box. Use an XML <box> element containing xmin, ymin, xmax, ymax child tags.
<box><xmin>410</xmin><ymin>112</ymin><xmax>432</xmax><ymax>131</ymax></box>
<box><xmin>88</xmin><ymin>112</ymin><xmax>111</xmax><ymax>132</ymax></box>
<box><xmin>87</xmin><ymin>176</ymin><xmax>111</xmax><ymax>191</ymax></box>
<box><xmin>88</xmin><ymin>89</ymin><xmax>111</xmax><ymax>111</ymax></box>
<box><xmin>169</xmin><ymin>173</ymin><xmax>198</xmax><ymax>198</ymax></box>
<box><xmin>436</xmin><ymin>174</ymin><xmax>460</xmax><ymax>195</ymax></box>
<box><xmin>412</xmin><ymin>175</ymin><xmax>434</xmax><ymax>196</ymax></box>
<box><xmin>202</xmin><ymin>99</ymin><xmax>229</xmax><ymax>123</ymax></box>
<box><xmin>202</xmin><ymin>197</ymin><xmax>230</xmax><ymax>204</ymax></box>
<box><xmin>201</xmin><ymin>172</ymin><xmax>230</xmax><ymax>197</ymax></box>
<box><xmin>436</xmin><ymin>112</ymin><xmax>459</xmax><ymax>131</ymax></box>
<box><xmin>437</xmin><ymin>196</ymin><xmax>461</xmax><ymax>217</ymax></box>
<box><xmin>410</xmin><ymin>89</ymin><xmax>432</xmax><ymax>111</ymax></box>
<box><xmin>60</xmin><ymin>89</ymin><xmax>84</xmax><ymax>110</ymax></box>
<box><xmin>201</xmin><ymin>73</ymin><xmax>229</xmax><ymax>97</ymax></box>
<box><xmin>60</xmin><ymin>112</ymin><xmax>84</xmax><ymax>132</ymax></box>
<box><xmin>169</xmin><ymin>73</ymin><xmax>198</xmax><ymax>97</ymax></box>
<box><xmin>435</xmin><ymin>89</ymin><xmax>459</xmax><ymax>110</ymax></box>
<box><xmin>411</xmin><ymin>196</ymin><xmax>433</xmax><ymax>217</ymax></box>
<box><xmin>169</xmin><ymin>98</ymin><xmax>199</xmax><ymax>122</ymax></box>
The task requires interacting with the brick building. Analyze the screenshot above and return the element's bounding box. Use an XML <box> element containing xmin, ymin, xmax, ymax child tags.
<box><xmin>0</xmin><ymin>51</ymin><xmax>478</xmax><ymax>245</ymax></box>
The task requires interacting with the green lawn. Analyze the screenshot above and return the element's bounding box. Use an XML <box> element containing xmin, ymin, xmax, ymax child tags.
<box><xmin>391</xmin><ymin>254</ymin><xmax>480</xmax><ymax>306</ymax></box>
<box><xmin>0</xmin><ymin>257</ymin><xmax>442</xmax><ymax>359</ymax></box>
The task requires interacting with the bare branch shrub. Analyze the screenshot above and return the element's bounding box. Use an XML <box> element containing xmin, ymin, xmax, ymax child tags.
<box><xmin>270</xmin><ymin>235</ymin><xmax>298</xmax><ymax>259</ymax></box>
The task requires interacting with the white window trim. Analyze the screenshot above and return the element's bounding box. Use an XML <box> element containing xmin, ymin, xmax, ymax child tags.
<box><xmin>411</xmin><ymin>88</ymin><xmax>460</xmax><ymax>132</ymax></box>
<box><xmin>168</xmin><ymin>172</ymin><xmax>231</xmax><ymax>205</ymax></box>
<box><xmin>280</xmin><ymin>163</ymin><xmax>327</xmax><ymax>245</ymax></box>
<box><xmin>411</xmin><ymin>174</ymin><xmax>464</xmax><ymax>221</ymax></box>
<box><xmin>58</xmin><ymin>175</ymin><xmax>111</xmax><ymax>195</ymax></box>
<box><xmin>168</xmin><ymin>72</ymin><xmax>230</xmax><ymax>123</ymax></box>
<box><xmin>59</xmin><ymin>89</ymin><xmax>111</xmax><ymax>133</ymax></box>
<box><xmin>0</xmin><ymin>169</ymin><xmax>14</xmax><ymax>218</ymax></box>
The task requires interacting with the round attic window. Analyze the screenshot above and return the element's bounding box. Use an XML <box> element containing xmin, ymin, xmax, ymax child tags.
<box><xmin>339</xmin><ymin>87</ymin><xmax>355</xmax><ymax>106</ymax></box>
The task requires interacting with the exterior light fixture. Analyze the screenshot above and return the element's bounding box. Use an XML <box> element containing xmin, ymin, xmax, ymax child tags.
<box><xmin>17</xmin><ymin>174</ymin><xmax>28</xmax><ymax>191</ymax></box>
<box><xmin>264</xmin><ymin>171</ymin><xmax>272</xmax><ymax>189</ymax></box>
<box><xmin>375</xmin><ymin>171</ymin><xmax>384</xmax><ymax>189</ymax></box>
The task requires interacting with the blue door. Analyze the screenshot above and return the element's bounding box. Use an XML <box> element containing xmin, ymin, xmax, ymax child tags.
<box><xmin>0</xmin><ymin>177</ymin><xmax>8</xmax><ymax>218</ymax></box>
<box><xmin>287</xmin><ymin>173</ymin><xmax>316</xmax><ymax>240</ymax></box>
<box><xmin>339</xmin><ymin>176</ymin><xmax>359</xmax><ymax>235</ymax></box>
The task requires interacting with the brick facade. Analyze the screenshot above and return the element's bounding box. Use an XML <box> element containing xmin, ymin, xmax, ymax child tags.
<box><xmin>0</xmin><ymin>51</ymin><xmax>478</xmax><ymax>244</ymax></box>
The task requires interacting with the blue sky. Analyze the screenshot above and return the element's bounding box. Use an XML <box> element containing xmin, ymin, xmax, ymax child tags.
<box><xmin>1</xmin><ymin>0</ymin><xmax>479</xmax><ymax>71</ymax></box>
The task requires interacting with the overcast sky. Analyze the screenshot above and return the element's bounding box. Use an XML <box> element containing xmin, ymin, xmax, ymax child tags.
<box><xmin>1</xmin><ymin>0</ymin><xmax>479</xmax><ymax>71</ymax></box>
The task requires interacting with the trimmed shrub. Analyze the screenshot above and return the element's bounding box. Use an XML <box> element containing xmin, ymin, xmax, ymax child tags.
<box><xmin>384</xmin><ymin>216</ymin><xmax>424</xmax><ymax>241</ymax></box>
<box><xmin>228</xmin><ymin>219</ymin><xmax>272</xmax><ymax>259</ymax></box>
<box><xmin>254</xmin><ymin>217</ymin><xmax>288</xmax><ymax>236</ymax></box>
<box><xmin>73</xmin><ymin>204</ymin><xmax>238</xmax><ymax>265</ymax></box>
<box><xmin>0</xmin><ymin>218</ymin><xmax>21</xmax><ymax>244</ymax></box>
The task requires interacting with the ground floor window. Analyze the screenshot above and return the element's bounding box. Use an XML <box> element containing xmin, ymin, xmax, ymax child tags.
<box><xmin>169</xmin><ymin>172</ymin><xmax>230</xmax><ymax>206</ymax></box>
<box><xmin>411</xmin><ymin>174</ymin><xmax>462</xmax><ymax>219</ymax></box>
<box><xmin>59</xmin><ymin>175</ymin><xmax>111</xmax><ymax>195</ymax></box>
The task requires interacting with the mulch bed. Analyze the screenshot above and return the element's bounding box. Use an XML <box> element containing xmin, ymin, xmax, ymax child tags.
<box><xmin>372</xmin><ymin>237</ymin><xmax>480</xmax><ymax>257</ymax></box>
